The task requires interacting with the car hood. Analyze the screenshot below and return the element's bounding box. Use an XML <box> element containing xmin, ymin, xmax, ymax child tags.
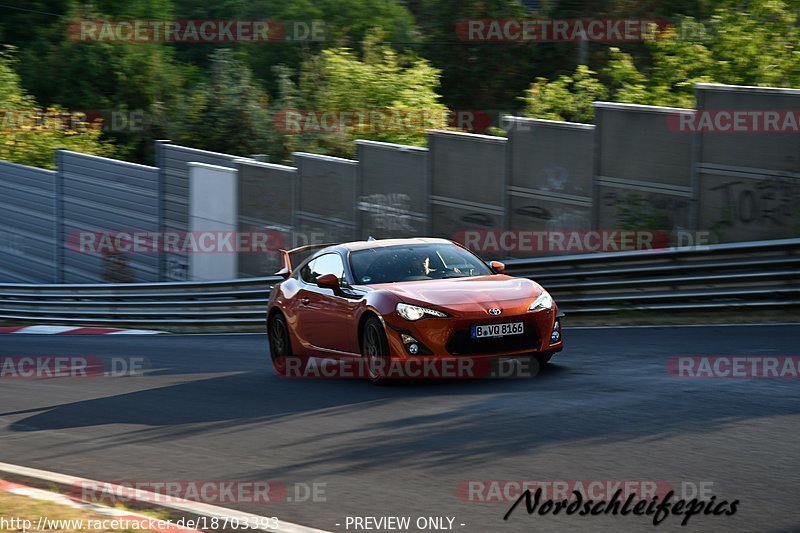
<box><xmin>370</xmin><ymin>275</ymin><xmax>543</xmax><ymax>309</ymax></box>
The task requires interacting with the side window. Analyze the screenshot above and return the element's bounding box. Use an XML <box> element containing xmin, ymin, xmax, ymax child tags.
<box><xmin>300</xmin><ymin>259</ymin><xmax>317</xmax><ymax>284</ymax></box>
<box><xmin>300</xmin><ymin>253</ymin><xmax>345</xmax><ymax>285</ymax></box>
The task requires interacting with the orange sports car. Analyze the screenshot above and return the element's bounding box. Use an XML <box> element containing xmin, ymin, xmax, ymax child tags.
<box><xmin>266</xmin><ymin>238</ymin><xmax>564</xmax><ymax>383</ymax></box>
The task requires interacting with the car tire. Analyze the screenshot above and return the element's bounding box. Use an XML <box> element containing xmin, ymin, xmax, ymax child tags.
<box><xmin>268</xmin><ymin>313</ymin><xmax>292</xmax><ymax>376</ymax></box>
<box><xmin>535</xmin><ymin>353</ymin><xmax>552</xmax><ymax>366</ymax></box>
<box><xmin>362</xmin><ymin>317</ymin><xmax>391</xmax><ymax>385</ymax></box>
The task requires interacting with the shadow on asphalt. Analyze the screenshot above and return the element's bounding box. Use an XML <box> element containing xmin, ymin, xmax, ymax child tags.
<box><xmin>4</xmin><ymin>362</ymin><xmax>567</xmax><ymax>431</ymax></box>
<box><xmin>4</xmin><ymin>327</ymin><xmax>800</xmax><ymax>476</ymax></box>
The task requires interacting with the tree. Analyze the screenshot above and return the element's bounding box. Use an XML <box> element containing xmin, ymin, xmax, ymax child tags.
<box><xmin>0</xmin><ymin>48</ymin><xmax>114</xmax><ymax>169</ymax></box>
<box><xmin>522</xmin><ymin>0</ymin><xmax>800</xmax><ymax>121</ymax></box>
<box><xmin>1</xmin><ymin>0</ymin><xmax>418</xmax><ymax>164</ymax></box>
<box><xmin>522</xmin><ymin>65</ymin><xmax>608</xmax><ymax>122</ymax></box>
<box><xmin>5</xmin><ymin>0</ymin><xmax>189</xmax><ymax>164</ymax></box>
<box><xmin>173</xmin><ymin>48</ymin><xmax>271</xmax><ymax>157</ymax></box>
<box><xmin>270</xmin><ymin>34</ymin><xmax>450</xmax><ymax>161</ymax></box>
<box><xmin>414</xmin><ymin>0</ymin><xmax>539</xmax><ymax>113</ymax></box>
<box><xmin>170</xmin><ymin>0</ymin><xmax>418</xmax><ymax>95</ymax></box>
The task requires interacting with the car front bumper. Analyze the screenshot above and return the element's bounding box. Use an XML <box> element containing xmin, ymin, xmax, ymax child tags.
<box><xmin>382</xmin><ymin>306</ymin><xmax>564</xmax><ymax>362</ymax></box>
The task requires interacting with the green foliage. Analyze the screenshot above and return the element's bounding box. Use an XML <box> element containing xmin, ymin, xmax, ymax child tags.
<box><xmin>603</xmin><ymin>47</ymin><xmax>650</xmax><ymax>105</ymax></box>
<box><xmin>1</xmin><ymin>0</ymin><xmax>799</xmax><ymax>165</ymax></box>
<box><xmin>522</xmin><ymin>65</ymin><xmax>608</xmax><ymax>123</ymax></box>
<box><xmin>522</xmin><ymin>0</ymin><xmax>800</xmax><ymax>122</ymax></box>
<box><xmin>704</xmin><ymin>0</ymin><xmax>799</xmax><ymax>87</ymax></box>
<box><xmin>415</xmin><ymin>0</ymin><xmax>538</xmax><ymax>111</ymax></box>
<box><xmin>6</xmin><ymin>1</ymin><xmax>190</xmax><ymax>163</ymax></box>
<box><xmin>0</xmin><ymin>48</ymin><xmax>114</xmax><ymax>169</ymax></box>
<box><xmin>172</xmin><ymin>48</ymin><xmax>271</xmax><ymax>157</ymax></box>
<box><xmin>170</xmin><ymin>0</ymin><xmax>418</xmax><ymax>95</ymax></box>
<box><xmin>615</xmin><ymin>193</ymin><xmax>672</xmax><ymax>231</ymax></box>
<box><xmin>271</xmin><ymin>35</ymin><xmax>449</xmax><ymax>160</ymax></box>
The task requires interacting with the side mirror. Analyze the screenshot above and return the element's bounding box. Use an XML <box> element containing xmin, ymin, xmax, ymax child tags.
<box><xmin>276</xmin><ymin>267</ymin><xmax>291</xmax><ymax>280</ymax></box>
<box><xmin>490</xmin><ymin>261</ymin><xmax>505</xmax><ymax>273</ymax></box>
<box><xmin>316</xmin><ymin>273</ymin><xmax>340</xmax><ymax>290</ymax></box>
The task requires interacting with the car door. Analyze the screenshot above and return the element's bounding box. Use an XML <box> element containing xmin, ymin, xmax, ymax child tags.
<box><xmin>295</xmin><ymin>253</ymin><xmax>360</xmax><ymax>355</ymax></box>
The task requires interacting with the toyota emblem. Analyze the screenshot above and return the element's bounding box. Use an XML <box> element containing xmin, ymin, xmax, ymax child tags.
<box><xmin>488</xmin><ymin>308</ymin><xmax>502</xmax><ymax>316</ymax></box>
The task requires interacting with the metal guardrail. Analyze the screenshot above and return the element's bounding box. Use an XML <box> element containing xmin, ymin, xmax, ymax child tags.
<box><xmin>1</xmin><ymin>239</ymin><xmax>798</xmax><ymax>331</ymax></box>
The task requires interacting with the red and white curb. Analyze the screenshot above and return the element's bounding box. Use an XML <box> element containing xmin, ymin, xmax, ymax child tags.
<box><xmin>0</xmin><ymin>479</ymin><xmax>202</xmax><ymax>533</ymax></box>
<box><xmin>0</xmin><ymin>325</ymin><xmax>166</xmax><ymax>335</ymax></box>
<box><xmin>0</xmin><ymin>462</ymin><xmax>330</xmax><ymax>533</ymax></box>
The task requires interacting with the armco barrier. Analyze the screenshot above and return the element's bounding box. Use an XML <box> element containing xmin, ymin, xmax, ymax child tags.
<box><xmin>0</xmin><ymin>239</ymin><xmax>797</xmax><ymax>331</ymax></box>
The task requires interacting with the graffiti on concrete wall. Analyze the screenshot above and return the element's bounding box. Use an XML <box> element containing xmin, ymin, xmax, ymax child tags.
<box><xmin>602</xmin><ymin>190</ymin><xmax>690</xmax><ymax>231</ymax></box>
<box><xmin>702</xmin><ymin>176</ymin><xmax>800</xmax><ymax>242</ymax></box>
<box><xmin>358</xmin><ymin>193</ymin><xmax>415</xmax><ymax>232</ymax></box>
<box><xmin>511</xmin><ymin>202</ymin><xmax>591</xmax><ymax>232</ymax></box>
<box><xmin>540</xmin><ymin>165</ymin><xmax>588</xmax><ymax>196</ymax></box>
<box><xmin>707</xmin><ymin>178</ymin><xmax>800</xmax><ymax>227</ymax></box>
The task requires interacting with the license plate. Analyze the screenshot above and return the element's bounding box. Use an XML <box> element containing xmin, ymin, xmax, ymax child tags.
<box><xmin>471</xmin><ymin>322</ymin><xmax>524</xmax><ymax>339</ymax></box>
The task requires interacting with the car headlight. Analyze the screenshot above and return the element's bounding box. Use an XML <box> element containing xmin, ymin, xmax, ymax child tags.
<box><xmin>528</xmin><ymin>290</ymin><xmax>553</xmax><ymax>311</ymax></box>
<box><xmin>396</xmin><ymin>303</ymin><xmax>447</xmax><ymax>321</ymax></box>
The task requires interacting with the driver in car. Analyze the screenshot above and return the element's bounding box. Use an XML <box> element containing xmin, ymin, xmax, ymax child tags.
<box><xmin>414</xmin><ymin>255</ymin><xmax>461</xmax><ymax>278</ymax></box>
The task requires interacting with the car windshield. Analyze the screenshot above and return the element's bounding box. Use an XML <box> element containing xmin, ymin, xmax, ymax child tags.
<box><xmin>349</xmin><ymin>243</ymin><xmax>493</xmax><ymax>285</ymax></box>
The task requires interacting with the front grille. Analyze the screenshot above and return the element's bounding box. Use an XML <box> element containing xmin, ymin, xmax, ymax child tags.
<box><xmin>446</xmin><ymin>321</ymin><xmax>539</xmax><ymax>355</ymax></box>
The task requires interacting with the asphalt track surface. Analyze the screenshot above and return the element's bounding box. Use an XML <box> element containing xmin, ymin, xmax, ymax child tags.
<box><xmin>0</xmin><ymin>325</ymin><xmax>798</xmax><ymax>533</ymax></box>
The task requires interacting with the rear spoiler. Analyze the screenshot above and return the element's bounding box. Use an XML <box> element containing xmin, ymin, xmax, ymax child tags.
<box><xmin>275</xmin><ymin>243</ymin><xmax>338</xmax><ymax>278</ymax></box>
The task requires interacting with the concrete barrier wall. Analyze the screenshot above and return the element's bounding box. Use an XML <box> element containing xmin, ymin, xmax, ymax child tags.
<box><xmin>428</xmin><ymin>130</ymin><xmax>507</xmax><ymax>242</ymax></box>
<box><xmin>157</xmin><ymin>142</ymin><xmax>243</xmax><ymax>280</ymax></box>
<box><xmin>59</xmin><ymin>150</ymin><xmax>160</xmax><ymax>283</ymax></box>
<box><xmin>188</xmin><ymin>163</ymin><xmax>238</xmax><ymax>281</ymax></box>
<box><xmin>2</xmin><ymin>83</ymin><xmax>799</xmax><ymax>282</ymax></box>
<box><xmin>0</xmin><ymin>161</ymin><xmax>57</xmax><ymax>282</ymax></box>
<box><xmin>357</xmin><ymin>140</ymin><xmax>429</xmax><ymax>239</ymax></box>
<box><xmin>593</xmin><ymin>103</ymin><xmax>694</xmax><ymax>242</ymax></box>
<box><xmin>236</xmin><ymin>159</ymin><xmax>296</xmax><ymax>277</ymax></box>
<box><xmin>502</xmin><ymin>117</ymin><xmax>595</xmax><ymax>257</ymax></box>
<box><xmin>294</xmin><ymin>152</ymin><xmax>359</xmax><ymax>244</ymax></box>
<box><xmin>694</xmin><ymin>84</ymin><xmax>800</xmax><ymax>242</ymax></box>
